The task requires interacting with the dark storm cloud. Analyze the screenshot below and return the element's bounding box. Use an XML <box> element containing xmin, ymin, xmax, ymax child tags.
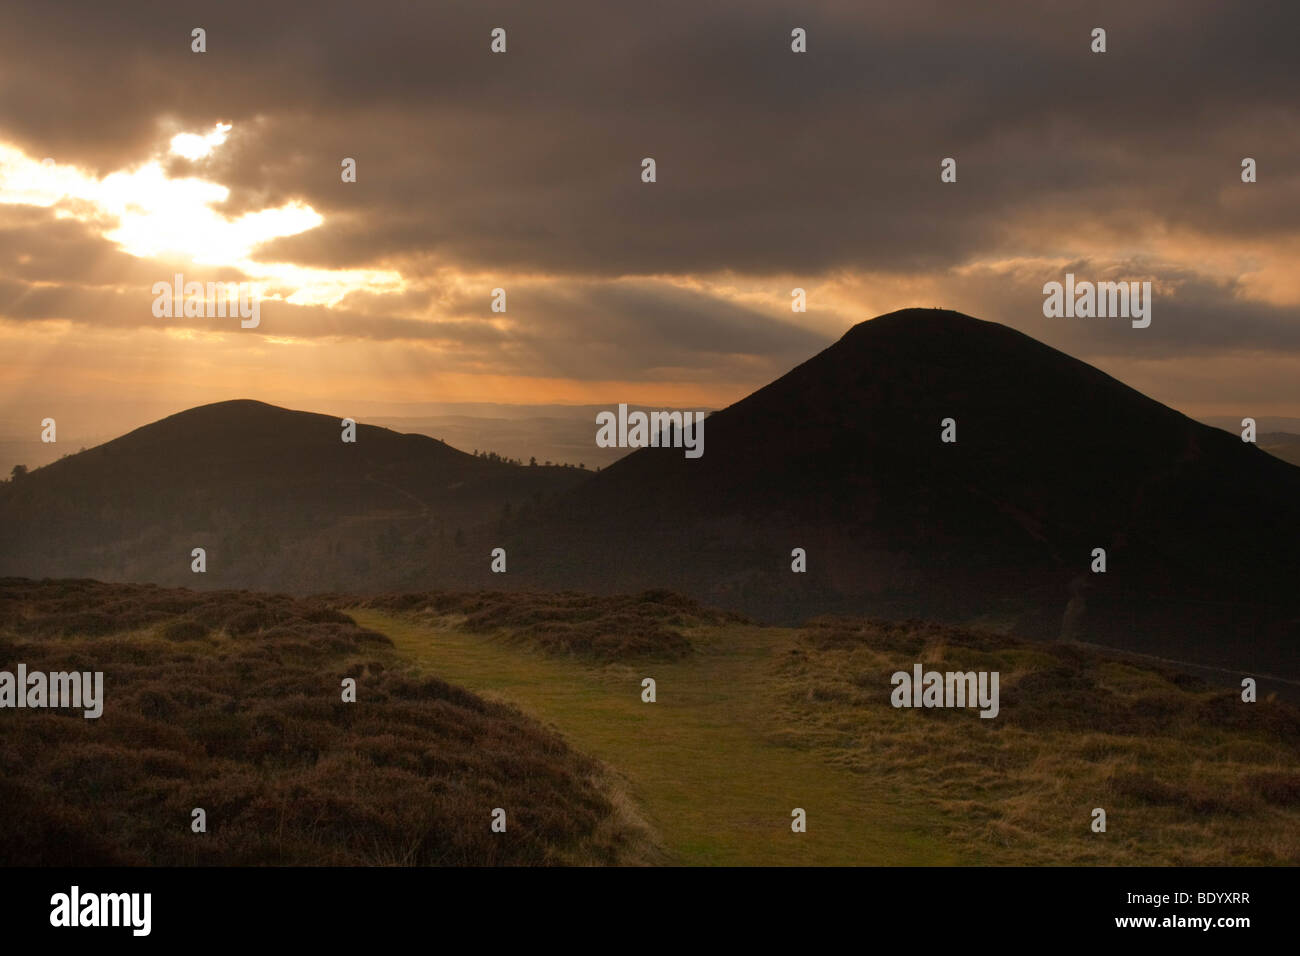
<box><xmin>2</xmin><ymin>0</ymin><xmax>1297</xmax><ymax>280</ymax></box>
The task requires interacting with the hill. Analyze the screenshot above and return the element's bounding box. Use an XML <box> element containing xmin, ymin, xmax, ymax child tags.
<box><xmin>505</xmin><ymin>309</ymin><xmax>1300</xmax><ymax>677</ymax></box>
<box><xmin>4</xmin><ymin>311</ymin><xmax>1298</xmax><ymax>678</ymax></box>
<box><xmin>0</xmin><ymin>400</ymin><xmax>586</xmax><ymax>593</ymax></box>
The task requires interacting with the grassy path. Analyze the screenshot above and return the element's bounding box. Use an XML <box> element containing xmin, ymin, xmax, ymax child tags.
<box><xmin>354</xmin><ymin>611</ymin><xmax>963</xmax><ymax>865</ymax></box>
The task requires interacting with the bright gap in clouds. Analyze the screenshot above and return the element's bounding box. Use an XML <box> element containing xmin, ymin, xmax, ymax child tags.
<box><xmin>0</xmin><ymin>123</ymin><xmax>404</xmax><ymax>306</ymax></box>
<box><xmin>169</xmin><ymin>122</ymin><xmax>232</xmax><ymax>160</ymax></box>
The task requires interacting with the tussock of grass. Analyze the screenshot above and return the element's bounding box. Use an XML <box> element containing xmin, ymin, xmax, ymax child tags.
<box><xmin>337</xmin><ymin>588</ymin><xmax>744</xmax><ymax>660</ymax></box>
<box><xmin>0</xmin><ymin>578</ymin><xmax>653</xmax><ymax>865</ymax></box>
<box><xmin>772</xmin><ymin>617</ymin><xmax>1300</xmax><ymax>865</ymax></box>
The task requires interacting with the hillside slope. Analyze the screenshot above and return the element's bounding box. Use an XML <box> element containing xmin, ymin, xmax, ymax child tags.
<box><xmin>0</xmin><ymin>578</ymin><xmax>653</xmax><ymax>865</ymax></box>
<box><xmin>507</xmin><ymin>309</ymin><xmax>1300</xmax><ymax>676</ymax></box>
<box><xmin>0</xmin><ymin>400</ymin><xmax>585</xmax><ymax>592</ymax></box>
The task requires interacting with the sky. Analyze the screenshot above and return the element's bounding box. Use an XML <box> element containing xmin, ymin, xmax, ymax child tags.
<box><xmin>1</xmin><ymin>0</ymin><xmax>1298</xmax><ymax>439</ymax></box>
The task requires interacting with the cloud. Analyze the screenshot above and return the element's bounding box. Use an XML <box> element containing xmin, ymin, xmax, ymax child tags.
<box><xmin>0</xmin><ymin>0</ymin><xmax>1298</xmax><ymax>414</ymax></box>
<box><xmin>3</xmin><ymin>1</ymin><xmax>1297</xmax><ymax>279</ymax></box>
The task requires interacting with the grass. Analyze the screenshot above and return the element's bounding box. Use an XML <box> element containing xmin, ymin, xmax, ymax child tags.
<box><xmin>0</xmin><ymin>579</ymin><xmax>653</xmax><ymax>866</ymax></box>
<box><xmin>765</xmin><ymin>617</ymin><xmax>1300</xmax><ymax>865</ymax></box>
<box><xmin>6</xmin><ymin>577</ymin><xmax>1293</xmax><ymax>866</ymax></box>
<box><xmin>354</xmin><ymin>608</ymin><xmax>1300</xmax><ymax>867</ymax></box>
<box><xmin>352</xmin><ymin>610</ymin><xmax>963</xmax><ymax>865</ymax></box>
<box><xmin>342</xmin><ymin>589</ymin><xmax>747</xmax><ymax>659</ymax></box>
